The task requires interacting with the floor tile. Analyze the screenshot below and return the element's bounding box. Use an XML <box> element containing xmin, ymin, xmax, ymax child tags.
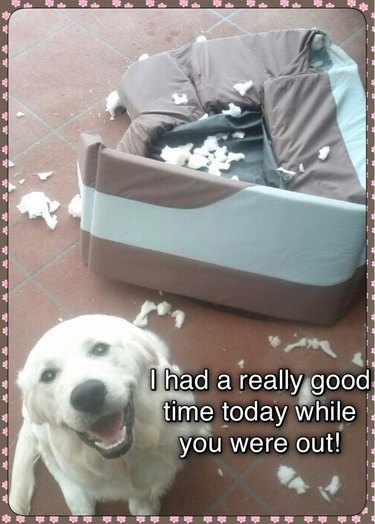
<box><xmin>10</xmin><ymin>24</ymin><xmax>128</xmax><ymax>128</ymax></box>
<box><xmin>9</xmin><ymin>257</ymin><xmax>28</xmax><ymax>291</ymax></box>
<box><xmin>207</xmin><ymin>483</ymin><xmax>274</xmax><ymax>514</ymax></box>
<box><xmin>204</xmin><ymin>20</ymin><xmax>248</xmax><ymax>39</ymax></box>
<box><xmin>77</xmin><ymin>10</ymin><xmax>221</xmax><ymax>61</ymax></box>
<box><xmin>60</xmin><ymin>99</ymin><xmax>130</xmax><ymax>150</ymax></box>
<box><xmin>9</xmin><ymin>97</ymin><xmax>51</xmax><ymax>157</ymax></box>
<box><xmin>9</xmin><ymin>135</ymin><xmax>81</xmax><ymax>273</ymax></box>
<box><xmin>230</xmin><ymin>9</ymin><xmax>365</xmax><ymax>45</ymax></box>
<box><xmin>9</xmin><ymin>9</ymin><xmax>69</xmax><ymax>58</ymax></box>
<box><xmin>341</xmin><ymin>26</ymin><xmax>367</xmax><ymax>87</ymax></box>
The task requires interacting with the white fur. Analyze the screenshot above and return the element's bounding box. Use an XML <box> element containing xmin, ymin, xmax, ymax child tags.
<box><xmin>10</xmin><ymin>315</ymin><xmax>209</xmax><ymax>515</ymax></box>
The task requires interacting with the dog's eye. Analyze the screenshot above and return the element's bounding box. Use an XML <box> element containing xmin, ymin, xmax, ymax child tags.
<box><xmin>91</xmin><ymin>343</ymin><xmax>109</xmax><ymax>356</ymax></box>
<box><xmin>40</xmin><ymin>369</ymin><xmax>58</xmax><ymax>383</ymax></box>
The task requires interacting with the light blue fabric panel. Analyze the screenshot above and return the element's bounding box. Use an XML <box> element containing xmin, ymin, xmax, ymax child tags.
<box><xmin>80</xmin><ymin>174</ymin><xmax>365</xmax><ymax>287</ymax></box>
<box><xmin>328</xmin><ymin>45</ymin><xmax>366</xmax><ymax>189</ymax></box>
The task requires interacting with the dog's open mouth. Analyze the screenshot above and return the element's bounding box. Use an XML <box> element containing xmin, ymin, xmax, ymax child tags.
<box><xmin>76</xmin><ymin>393</ymin><xmax>134</xmax><ymax>459</ymax></box>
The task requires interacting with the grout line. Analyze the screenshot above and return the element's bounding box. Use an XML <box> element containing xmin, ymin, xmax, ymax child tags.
<box><xmin>339</xmin><ymin>24</ymin><xmax>365</xmax><ymax>47</ymax></box>
<box><xmin>9</xmin><ymin>239</ymin><xmax>79</xmax><ymax>296</ymax></box>
<box><xmin>9</xmin><ymin>15</ymin><xmax>74</xmax><ymax>61</ymax></box>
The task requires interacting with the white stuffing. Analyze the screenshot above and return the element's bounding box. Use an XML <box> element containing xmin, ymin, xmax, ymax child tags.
<box><xmin>222</xmin><ymin>103</ymin><xmax>242</xmax><ymax>118</ymax></box>
<box><xmin>156</xmin><ymin>301</ymin><xmax>172</xmax><ymax>316</ymax></box>
<box><xmin>318</xmin><ymin>340</ymin><xmax>337</xmax><ymax>358</ymax></box>
<box><xmin>299</xmin><ymin>163</ymin><xmax>305</xmax><ymax>173</ymax></box>
<box><xmin>351</xmin><ymin>351</ymin><xmax>364</xmax><ymax>367</ymax></box>
<box><xmin>193</xmin><ymin>145</ymin><xmax>211</xmax><ymax>157</ymax></box>
<box><xmin>214</xmin><ymin>146</ymin><xmax>228</xmax><ymax>162</ymax></box>
<box><xmin>318</xmin><ymin>146</ymin><xmax>330</xmax><ymax>160</ymax></box>
<box><xmin>18</xmin><ymin>179</ymin><xmax>25</xmax><ymax>185</ymax></box>
<box><xmin>160</xmin><ymin>144</ymin><xmax>193</xmax><ymax>166</ymax></box>
<box><xmin>288</xmin><ymin>476</ymin><xmax>310</xmax><ymax>494</ymax></box>
<box><xmin>268</xmin><ymin>335</ymin><xmax>281</xmax><ymax>348</ymax></box>
<box><xmin>237</xmin><ymin>359</ymin><xmax>245</xmax><ymax>369</ymax></box>
<box><xmin>325</xmin><ymin>475</ymin><xmax>341</xmax><ymax>496</ymax></box>
<box><xmin>196</xmin><ymin>35</ymin><xmax>207</xmax><ymax>42</ymax></box>
<box><xmin>171</xmin><ymin>310</ymin><xmax>186</xmax><ymax>329</ymax></box>
<box><xmin>277</xmin><ymin>465</ymin><xmax>297</xmax><ymax>486</ymax></box>
<box><xmin>187</xmin><ymin>154</ymin><xmax>208</xmax><ymax>170</ymax></box>
<box><xmin>318</xmin><ymin>475</ymin><xmax>341</xmax><ymax>502</ymax></box>
<box><xmin>8</xmin><ymin>161</ymin><xmax>15</xmax><ymax>168</ymax></box>
<box><xmin>203</xmin><ymin>136</ymin><xmax>220</xmax><ymax>152</ymax></box>
<box><xmin>172</xmin><ymin>93</ymin><xmax>188</xmax><ymax>105</ymax></box>
<box><xmin>216</xmin><ymin>132</ymin><xmax>229</xmax><ymax>141</ymax></box>
<box><xmin>298</xmin><ymin>377</ymin><xmax>315</xmax><ymax>406</ymax></box>
<box><xmin>133</xmin><ymin>300</ymin><xmax>157</xmax><ymax>328</ymax></box>
<box><xmin>217</xmin><ymin>468</ymin><xmax>224</xmax><ymax>477</ymax></box>
<box><xmin>138</xmin><ymin>53</ymin><xmax>150</xmax><ymax>61</ymax></box>
<box><xmin>284</xmin><ymin>337</ymin><xmax>337</xmax><ymax>359</ymax></box>
<box><xmin>233</xmin><ymin>80</ymin><xmax>253</xmax><ymax>96</ymax></box>
<box><xmin>198</xmin><ymin>113</ymin><xmax>209</xmax><ymax>120</ymax></box>
<box><xmin>227</xmin><ymin>152</ymin><xmax>245</xmax><ymax>163</ymax></box>
<box><xmin>16</xmin><ymin>111</ymin><xmax>25</xmax><ymax>118</ymax></box>
<box><xmin>232</xmin><ymin>131</ymin><xmax>245</xmax><ymax>139</ymax></box>
<box><xmin>231</xmin><ymin>175</ymin><xmax>239</xmax><ymax>181</ymax></box>
<box><xmin>105</xmin><ymin>90</ymin><xmax>122</xmax><ymax>120</ymax></box>
<box><xmin>68</xmin><ymin>194</ymin><xmax>82</xmax><ymax>219</ymax></box>
<box><xmin>277</xmin><ymin>167</ymin><xmax>296</xmax><ymax>181</ymax></box>
<box><xmin>17</xmin><ymin>191</ymin><xmax>60</xmax><ymax>230</ymax></box>
<box><xmin>38</xmin><ymin>171</ymin><xmax>54</xmax><ymax>181</ymax></box>
<box><xmin>284</xmin><ymin>338</ymin><xmax>307</xmax><ymax>353</ymax></box>
<box><xmin>8</xmin><ymin>182</ymin><xmax>16</xmax><ymax>193</ymax></box>
<box><xmin>311</xmin><ymin>33</ymin><xmax>325</xmax><ymax>51</ymax></box>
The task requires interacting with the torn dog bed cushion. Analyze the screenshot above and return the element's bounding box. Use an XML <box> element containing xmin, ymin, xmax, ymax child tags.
<box><xmin>78</xmin><ymin>29</ymin><xmax>366</xmax><ymax>325</ymax></box>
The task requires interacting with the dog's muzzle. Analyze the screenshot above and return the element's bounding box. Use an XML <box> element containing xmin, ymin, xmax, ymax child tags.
<box><xmin>71</xmin><ymin>381</ymin><xmax>135</xmax><ymax>459</ymax></box>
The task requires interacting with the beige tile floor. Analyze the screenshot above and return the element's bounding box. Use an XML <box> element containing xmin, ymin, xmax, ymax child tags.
<box><xmin>8</xmin><ymin>8</ymin><xmax>368</xmax><ymax>517</ymax></box>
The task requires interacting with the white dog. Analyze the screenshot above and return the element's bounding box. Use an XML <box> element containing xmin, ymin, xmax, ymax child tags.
<box><xmin>10</xmin><ymin>315</ymin><xmax>209</xmax><ymax>515</ymax></box>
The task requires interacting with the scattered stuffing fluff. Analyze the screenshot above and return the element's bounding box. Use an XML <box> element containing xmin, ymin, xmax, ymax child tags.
<box><xmin>284</xmin><ymin>337</ymin><xmax>337</xmax><ymax>358</ymax></box>
<box><xmin>196</xmin><ymin>35</ymin><xmax>207</xmax><ymax>42</ymax></box>
<box><xmin>268</xmin><ymin>335</ymin><xmax>282</xmax><ymax>348</ymax></box>
<box><xmin>133</xmin><ymin>300</ymin><xmax>157</xmax><ymax>328</ymax></box>
<box><xmin>17</xmin><ymin>191</ymin><xmax>60</xmax><ymax>230</ymax></box>
<box><xmin>217</xmin><ymin>468</ymin><xmax>224</xmax><ymax>477</ymax></box>
<box><xmin>222</xmin><ymin>103</ymin><xmax>242</xmax><ymax>118</ymax></box>
<box><xmin>288</xmin><ymin>476</ymin><xmax>310</xmax><ymax>494</ymax></box>
<box><xmin>138</xmin><ymin>53</ymin><xmax>150</xmax><ymax>61</ymax></box>
<box><xmin>232</xmin><ymin>131</ymin><xmax>245</xmax><ymax>139</ymax></box>
<box><xmin>231</xmin><ymin>175</ymin><xmax>239</xmax><ymax>181</ymax></box>
<box><xmin>38</xmin><ymin>171</ymin><xmax>54</xmax><ymax>181</ymax></box>
<box><xmin>16</xmin><ymin>111</ymin><xmax>25</xmax><ymax>118</ymax></box>
<box><xmin>171</xmin><ymin>310</ymin><xmax>186</xmax><ymax>329</ymax></box>
<box><xmin>298</xmin><ymin>377</ymin><xmax>316</xmax><ymax>406</ymax></box>
<box><xmin>8</xmin><ymin>182</ymin><xmax>16</xmax><ymax>193</ymax></box>
<box><xmin>203</xmin><ymin>135</ymin><xmax>220</xmax><ymax>152</ymax></box>
<box><xmin>318</xmin><ymin>146</ymin><xmax>330</xmax><ymax>160</ymax></box>
<box><xmin>277</xmin><ymin>167</ymin><xmax>296</xmax><ymax>181</ymax></box>
<box><xmin>160</xmin><ymin>144</ymin><xmax>193</xmax><ymax>166</ymax></box>
<box><xmin>199</xmin><ymin>113</ymin><xmax>209</xmax><ymax>120</ymax></box>
<box><xmin>156</xmin><ymin>301</ymin><xmax>172</xmax><ymax>316</ymax></box>
<box><xmin>227</xmin><ymin>152</ymin><xmax>245</xmax><ymax>162</ymax></box>
<box><xmin>299</xmin><ymin>163</ymin><xmax>305</xmax><ymax>173</ymax></box>
<box><xmin>214</xmin><ymin>146</ymin><xmax>228</xmax><ymax>162</ymax></box>
<box><xmin>237</xmin><ymin>359</ymin><xmax>245</xmax><ymax>369</ymax></box>
<box><xmin>277</xmin><ymin>465</ymin><xmax>297</xmax><ymax>486</ymax></box>
<box><xmin>68</xmin><ymin>194</ymin><xmax>82</xmax><ymax>219</ymax></box>
<box><xmin>172</xmin><ymin>93</ymin><xmax>188</xmax><ymax>105</ymax></box>
<box><xmin>187</xmin><ymin>154</ymin><xmax>209</xmax><ymax>170</ymax></box>
<box><xmin>18</xmin><ymin>179</ymin><xmax>25</xmax><ymax>185</ymax></box>
<box><xmin>105</xmin><ymin>90</ymin><xmax>122</xmax><ymax>120</ymax></box>
<box><xmin>216</xmin><ymin>132</ymin><xmax>229</xmax><ymax>140</ymax></box>
<box><xmin>318</xmin><ymin>475</ymin><xmax>341</xmax><ymax>502</ymax></box>
<box><xmin>8</xmin><ymin>161</ymin><xmax>15</xmax><ymax>168</ymax></box>
<box><xmin>351</xmin><ymin>351</ymin><xmax>364</xmax><ymax>367</ymax></box>
<box><xmin>233</xmin><ymin>80</ymin><xmax>253</xmax><ymax>96</ymax></box>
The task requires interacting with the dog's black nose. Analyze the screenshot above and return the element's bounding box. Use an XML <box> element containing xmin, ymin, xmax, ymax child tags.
<box><xmin>70</xmin><ymin>379</ymin><xmax>107</xmax><ymax>414</ymax></box>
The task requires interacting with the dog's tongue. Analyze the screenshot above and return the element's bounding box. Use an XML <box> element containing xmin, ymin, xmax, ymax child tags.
<box><xmin>88</xmin><ymin>411</ymin><xmax>124</xmax><ymax>444</ymax></box>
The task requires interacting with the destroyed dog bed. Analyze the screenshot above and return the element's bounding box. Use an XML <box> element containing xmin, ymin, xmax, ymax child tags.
<box><xmin>78</xmin><ymin>29</ymin><xmax>366</xmax><ymax>325</ymax></box>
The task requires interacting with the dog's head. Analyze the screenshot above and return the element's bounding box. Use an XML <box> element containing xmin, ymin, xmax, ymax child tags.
<box><xmin>17</xmin><ymin>314</ymin><xmax>168</xmax><ymax>459</ymax></box>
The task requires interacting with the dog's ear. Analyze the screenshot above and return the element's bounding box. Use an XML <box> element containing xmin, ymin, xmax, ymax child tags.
<box><xmin>124</xmin><ymin>328</ymin><xmax>169</xmax><ymax>370</ymax></box>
